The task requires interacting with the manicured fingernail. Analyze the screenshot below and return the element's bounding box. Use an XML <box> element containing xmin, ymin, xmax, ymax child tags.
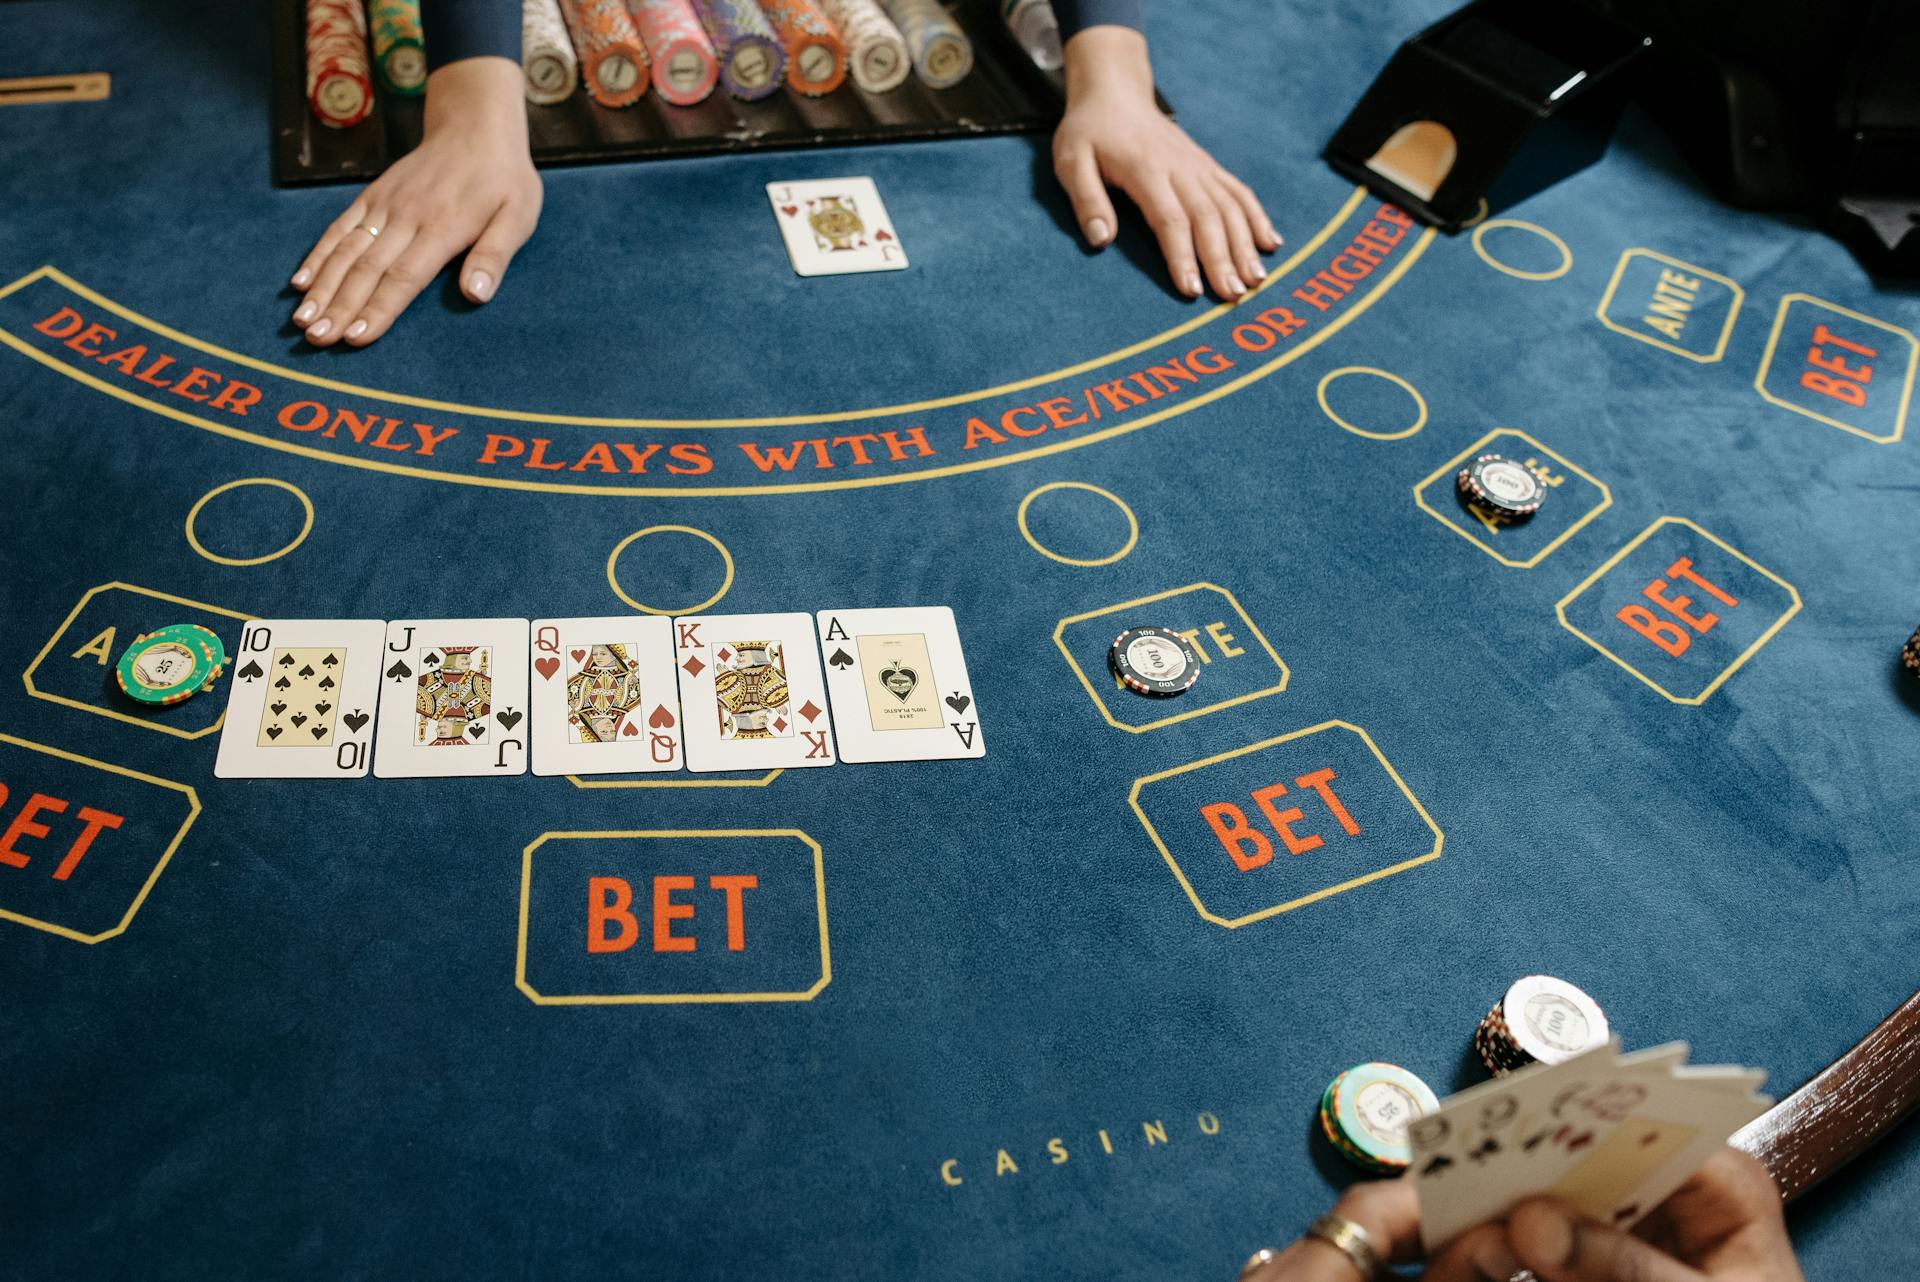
<box><xmin>307</xmin><ymin>318</ymin><xmax>331</xmax><ymax>340</ymax></box>
<box><xmin>1250</xmin><ymin>262</ymin><xmax>1268</xmax><ymax>280</ymax></box>
<box><xmin>1087</xmin><ymin>217</ymin><xmax>1109</xmax><ymax>245</ymax></box>
<box><xmin>1225</xmin><ymin>275</ymin><xmax>1245</xmax><ymax>297</ymax></box>
<box><xmin>345</xmin><ymin>319</ymin><xmax>367</xmax><ymax>340</ymax></box>
<box><xmin>468</xmin><ymin>271</ymin><xmax>493</xmax><ymax>301</ymax></box>
<box><xmin>1472</xmin><ymin>1237</ymin><xmax>1522</xmax><ymax>1280</ymax></box>
<box><xmin>1184</xmin><ymin>272</ymin><xmax>1202</xmax><ymax>296</ymax></box>
<box><xmin>292</xmin><ymin>268</ymin><xmax>311</xmax><ymax>288</ymax></box>
<box><xmin>293</xmin><ymin>301</ymin><xmax>317</xmax><ymax>325</ymax></box>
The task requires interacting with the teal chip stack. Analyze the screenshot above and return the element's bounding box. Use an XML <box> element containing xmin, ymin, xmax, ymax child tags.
<box><xmin>368</xmin><ymin>0</ymin><xmax>428</xmax><ymax>94</ymax></box>
<box><xmin>115</xmin><ymin>623</ymin><xmax>228</xmax><ymax>707</ymax></box>
<box><xmin>1318</xmin><ymin>1061</ymin><xmax>1440</xmax><ymax>1175</ymax></box>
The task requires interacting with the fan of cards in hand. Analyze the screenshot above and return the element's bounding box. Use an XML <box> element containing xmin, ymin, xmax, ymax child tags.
<box><xmin>1411</xmin><ymin>1041</ymin><xmax>1771</xmax><ymax>1251</ymax></box>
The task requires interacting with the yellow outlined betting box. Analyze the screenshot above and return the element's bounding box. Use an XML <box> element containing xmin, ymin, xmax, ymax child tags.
<box><xmin>0</xmin><ymin>733</ymin><xmax>199</xmax><ymax>943</ymax></box>
<box><xmin>1595</xmin><ymin>249</ymin><xmax>1744</xmax><ymax>363</ymax></box>
<box><xmin>1754</xmin><ymin>294</ymin><xmax>1916</xmax><ymax>444</ymax></box>
<box><xmin>1056</xmin><ymin>584</ymin><xmax>1289</xmax><ymax>734</ymax></box>
<box><xmin>517</xmin><ymin>830</ymin><xmax>829</xmax><ymax>1006</ymax></box>
<box><xmin>1414</xmin><ymin>429</ymin><xmax>1611</xmax><ymax>569</ymax></box>
<box><xmin>1128</xmin><ymin>721</ymin><xmax>1443</xmax><ymax>929</ymax></box>
<box><xmin>1556</xmin><ymin>517</ymin><xmax>1801</xmax><ymax>705</ymax></box>
<box><xmin>24</xmin><ymin>583</ymin><xmax>251</xmax><ymax>739</ymax></box>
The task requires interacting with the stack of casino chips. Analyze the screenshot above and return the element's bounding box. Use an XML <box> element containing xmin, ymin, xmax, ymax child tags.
<box><xmin>693</xmin><ymin>0</ymin><xmax>787</xmax><ymax>99</ymax></box>
<box><xmin>559</xmin><ymin>0</ymin><xmax>651</xmax><ymax>105</ymax></box>
<box><xmin>523</xmin><ymin>0</ymin><xmax>583</xmax><ymax>104</ymax></box>
<box><xmin>305</xmin><ymin>0</ymin><xmax>375</xmax><ymax>128</ymax></box>
<box><xmin>369</xmin><ymin>0</ymin><xmax>428</xmax><ymax>94</ymax></box>
<box><xmin>1455</xmin><ymin>452</ymin><xmax>1546</xmax><ymax>525</ymax></box>
<box><xmin>758</xmin><ymin>0</ymin><xmax>848</xmax><ymax>95</ymax></box>
<box><xmin>1475</xmin><ymin>975</ymin><xmax>1610</xmax><ymax>1077</ymax></box>
<box><xmin>1108</xmin><ymin>625</ymin><xmax>1200</xmax><ymax>698</ymax></box>
<box><xmin>820</xmin><ymin>0</ymin><xmax>910</xmax><ymax>93</ymax></box>
<box><xmin>1317</xmin><ymin>1062</ymin><xmax>1440</xmax><ymax>1175</ymax></box>
<box><xmin>1903</xmin><ymin>625</ymin><xmax>1920</xmax><ymax>680</ymax></box>
<box><xmin>115</xmin><ymin>624</ymin><xmax>228</xmax><ymax>707</ymax></box>
<box><xmin>630</xmin><ymin>0</ymin><xmax>721</xmax><ymax>105</ymax></box>
<box><xmin>878</xmin><ymin>0</ymin><xmax>972</xmax><ymax>88</ymax></box>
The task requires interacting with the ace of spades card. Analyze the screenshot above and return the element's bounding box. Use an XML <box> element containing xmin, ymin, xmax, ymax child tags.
<box><xmin>766</xmin><ymin>177</ymin><xmax>908</xmax><ymax>277</ymax></box>
<box><xmin>213</xmin><ymin>620</ymin><xmax>385</xmax><ymax>778</ymax></box>
<box><xmin>816</xmin><ymin>606</ymin><xmax>984</xmax><ymax>763</ymax></box>
<box><xmin>373</xmin><ymin>619</ymin><xmax>529</xmax><ymax>778</ymax></box>
<box><xmin>530</xmin><ymin>616</ymin><xmax>682</xmax><ymax>776</ymax></box>
<box><xmin>674</xmin><ymin>612</ymin><xmax>835</xmax><ymax>772</ymax></box>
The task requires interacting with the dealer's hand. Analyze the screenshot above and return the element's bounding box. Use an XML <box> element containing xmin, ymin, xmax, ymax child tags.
<box><xmin>1052</xmin><ymin>24</ymin><xmax>1280</xmax><ymax>302</ymax></box>
<box><xmin>290</xmin><ymin>56</ymin><xmax>540</xmax><ymax>348</ymax></box>
<box><xmin>1241</xmin><ymin>1149</ymin><xmax>1804</xmax><ymax>1282</ymax></box>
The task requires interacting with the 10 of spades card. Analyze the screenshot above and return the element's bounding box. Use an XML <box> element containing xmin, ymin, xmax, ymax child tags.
<box><xmin>673</xmin><ymin>612</ymin><xmax>835</xmax><ymax>772</ymax></box>
<box><xmin>766</xmin><ymin>177</ymin><xmax>908</xmax><ymax>276</ymax></box>
<box><xmin>214</xmin><ymin>620</ymin><xmax>386</xmax><ymax>779</ymax></box>
<box><xmin>815</xmin><ymin>606</ymin><xmax>983</xmax><ymax>763</ymax></box>
<box><xmin>529</xmin><ymin>616</ymin><xmax>682</xmax><ymax>777</ymax></box>
<box><xmin>373</xmin><ymin>619</ymin><xmax>530</xmax><ymax>778</ymax></box>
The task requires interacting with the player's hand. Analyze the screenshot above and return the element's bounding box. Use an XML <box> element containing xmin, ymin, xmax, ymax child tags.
<box><xmin>289</xmin><ymin>56</ymin><xmax>540</xmax><ymax>348</ymax></box>
<box><xmin>1241</xmin><ymin>1150</ymin><xmax>1804</xmax><ymax>1282</ymax></box>
<box><xmin>1053</xmin><ymin>25</ymin><xmax>1280</xmax><ymax>302</ymax></box>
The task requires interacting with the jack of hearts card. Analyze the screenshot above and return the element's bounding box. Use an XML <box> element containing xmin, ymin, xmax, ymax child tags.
<box><xmin>213</xmin><ymin>620</ymin><xmax>386</xmax><ymax>779</ymax></box>
<box><xmin>766</xmin><ymin>177</ymin><xmax>908</xmax><ymax>276</ymax></box>
<box><xmin>674</xmin><ymin>612</ymin><xmax>835</xmax><ymax>772</ymax></box>
<box><xmin>530</xmin><ymin>616</ymin><xmax>682</xmax><ymax>776</ymax></box>
<box><xmin>815</xmin><ymin>606</ymin><xmax>983</xmax><ymax>763</ymax></box>
<box><xmin>373</xmin><ymin>619</ymin><xmax>529</xmax><ymax>778</ymax></box>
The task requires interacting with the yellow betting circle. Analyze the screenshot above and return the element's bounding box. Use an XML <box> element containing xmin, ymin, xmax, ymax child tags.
<box><xmin>1471</xmin><ymin>219</ymin><xmax>1573</xmax><ymax>282</ymax></box>
<box><xmin>1316</xmin><ymin>367</ymin><xmax>1429</xmax><ymax>441</ymax></box>
<box><xmin>184</xmin><ymin>477</ymin><xmax>314</xmax><ymax>566</ymax></box>
<box><xmin>607</xmin><ymin>525</ymin><xmax>735</xmax><ymax>615</ymax></box>
<box><xmin>1460</xmin><ymin>198</ymin><xmax>1491</xmax><ymax>230</ymax></box>
<box><xmin>1017</xmin><ymin>481</ymin><xmax>1139</xmax><ymax>567</ymax></box>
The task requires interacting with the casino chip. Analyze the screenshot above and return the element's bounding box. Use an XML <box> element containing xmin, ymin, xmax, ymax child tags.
<box><xmin>1456</xmin><ymin>453</ymin><xmax>1546</xmax><ymax>523</ymax></box>
<box><xmin>115</xmin><ymin>624</ymin><xmax>226</xmax><ymax>706</ymax></box>
<box><xmin>1902</xmin><ymin>625</ymin><xmax>1920</xmax><ymax>680</ymax></box>
<box><xmin>1475</xmin><ymin>975</ymin><xmax>1609</xmax><ymax>1076</ymax></box>
<box><xmin>1318</xmin><ymin>1061</ymin><xmax>1441</xmax><ymax>1174</ymax></box>
<box><xmin>1108</xmin><ymin>626</ymin><xmax>1200</xmax><ymax>697</ymax></box>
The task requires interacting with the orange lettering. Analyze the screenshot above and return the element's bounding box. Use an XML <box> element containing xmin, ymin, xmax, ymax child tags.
<box><xmin>1616</xmin><ymin>604</ymin><xmax>1690</xmax><ymax>657</ymax></box>
<box><xmin>0</xmin><ymin>793</ymin><xmax>68</xmax><ymax>869</ymax></box>
<box><xmin>1252</xmin><ymin>782</ymin><xmax>1321</xmax><ymax>856</ymax></box>
<box><xmin>53</xmin><ymin>807</ymin><xmax>123</xmax><ymax>881</ymax></box>
<box><xmin>710</xmin><ymin>874</ymin><xmax>758</xmax><ymax>952</ymax></box>
<box><xmin>1201</xmin><ymin>801</ymin><xmax>1273</xmax><ymax>872</ymax></box>
<box><xmin>1294</xmin><ymin>768</ymin><xmax>1361</xmax><ymax>837</ymax></box>
<box><xmin>587</xmin><ymin>876</ymin><xmax>639</xmax><ymax>953</ymax></box>
<box><xmin>1800</xmin><ymin>371</ymin><xmax>1866</xmax><ymax>407</ymax></box>
<box><xmin>652</xmin><ymin>875</ymin><xmax>697</xmax><ymax>953</ymax></box>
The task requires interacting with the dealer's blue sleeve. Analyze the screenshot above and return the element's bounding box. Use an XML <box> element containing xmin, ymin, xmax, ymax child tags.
<box><xmin>1054</xmin><ymin>0</ymin><xmax>1145</xmax><ymax>39</ymax></box>
<box><xmin>422</xmin><ymin>0</ymin><xmax>520</xmax><ymax>70</ymax></box>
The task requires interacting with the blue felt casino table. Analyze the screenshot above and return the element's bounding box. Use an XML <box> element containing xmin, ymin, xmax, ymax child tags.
<box><xmin>2</xmin><ymin>0</ymin><xmax>1918</xmax><ymax>1277</ymax></box>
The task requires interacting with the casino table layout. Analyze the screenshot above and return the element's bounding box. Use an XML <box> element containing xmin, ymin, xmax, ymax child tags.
<box><xmin>3</xmin><ymin>0</ymin><xmax>1920</xmax><ymax>1278</ymax></box>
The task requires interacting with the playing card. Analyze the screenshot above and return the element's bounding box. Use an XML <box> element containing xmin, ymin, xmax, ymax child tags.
<box><xmin>673</xmin><ymin>612</ymin><xmax>835</xmax><ymax>772</ymax></box>
<box><xmin>373</xmin><ymin>619</ymin><xmax>529</xmax><ymax>778</ymax></box>
<box><xmin>214</xmin><ymin>620</ymin><xmax>385</xmax><ymax>779</ymax></box>
<box><xmin>1413</xmin><ymin>1042</ymin><xmax>1770</xmax><ymax>1250</ymax></box>
<box><xmin>766</xmin><ymin>177</ymin><xmax>908</xmax><ymax>277</ymax></box>
<box><xmin>530</xmin><ymin>617</ymin><xmax>682</xmax><ymax>776</ymax></box>
<box><xmin>816</xmin><ymin>606</ymin><xmax>983</xmax><ymax>763</ymax></box>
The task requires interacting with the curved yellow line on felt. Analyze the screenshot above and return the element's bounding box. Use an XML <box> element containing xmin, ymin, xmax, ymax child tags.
<box><xmin>3</xmin><ymin>189</ymin><xmax>1369</xmax><ymax>430</ymax></box>
<box><xmin>0</xmin><ymin>224</ymin><xmax>1435</xmax><ymax>496</ymax></box>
